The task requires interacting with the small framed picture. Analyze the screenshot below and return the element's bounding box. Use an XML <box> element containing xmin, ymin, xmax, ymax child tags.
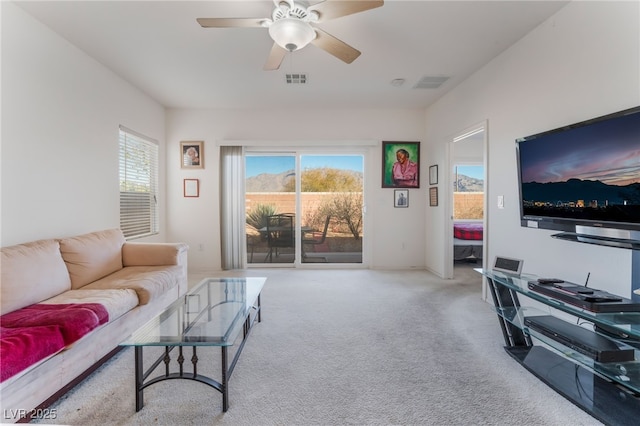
<box><xmin>429</xmin><ymin>165</ymin><xmax>438</xmax><ymax>185</ymax></box>
<box><xmin>394</xmin><ymin>189</ymin><xmax>409</xmax><ymax>208</ymax></box>
<box><xmin>184</xmin><ymin>179</ymin><xmax>199</xmax><ymax>197</ymax></box>
<box><xmin>429</xmin><ymin>187</ymin><xmax>438</xmax><ymax>206</ymax></box>
<box><xmin>181</xmin><ymin>141</ymin><xmax>204</xmax><ymax>169</ymax></box>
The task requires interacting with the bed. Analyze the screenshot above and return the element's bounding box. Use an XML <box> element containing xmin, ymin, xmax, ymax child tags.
<box><xmin>453</xmin><ymin>221</ymin><xmax>483</xmax><ymax>261</ymax></box>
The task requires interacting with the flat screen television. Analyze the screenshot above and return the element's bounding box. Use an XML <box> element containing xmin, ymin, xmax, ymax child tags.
<box><xmin>516</xmin><ymin>106</ymin><xmax>640</xmax><ymax>240</ymax></box>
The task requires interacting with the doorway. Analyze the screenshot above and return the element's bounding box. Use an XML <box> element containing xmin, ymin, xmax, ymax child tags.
<box><xmin>447</xmin><ymin>124</ymin><xmax>488</xmax><ymax>280</ymax></box>
<box><xmin>245</xmin><ymin>152</ymin><xmax>364</xmax><ymax>266</ymax></box>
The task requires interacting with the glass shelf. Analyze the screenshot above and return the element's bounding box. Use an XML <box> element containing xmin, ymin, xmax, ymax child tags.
<box><xmin>481</xmin><ymin>267</ymin><xmax>640</xmax><ymax>422</ymax></box>
<box><xmin>526</xmin><ymin>326</ymin><xmax>640</xmax><ymax>394</ymax></box>
<box><xmin>478</xmin><ymin>268</ymin><xmax>640</xmax><ymax>339</ymax></box>
<box><xmin>122</xmin><ymin>277</ymin><xmax>265</xmax><ymax>347</ymax></box>
<box><xmin>493</xmin><ymin>302</ymin><xmax>640</xmax><ymax>394</ymax></box>
<box><xmin>482</xmin><ymin>268</ymin><xmax>640</xmax><ymax>392</ymax></box>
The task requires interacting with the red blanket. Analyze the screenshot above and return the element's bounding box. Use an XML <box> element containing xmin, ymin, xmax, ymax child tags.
<box><xmin>1</xmin><ymin>303</ymin><xmax>109</xmax><ymax>382</ymax></box>
<box><xmin>0</xmin><ymin>325</ymin><xmax>65</xmax><ymax>382</ymax></box>
<box><xmin>454</xmin><ymin>222</ymin><xmax>483</xmax><ymax>240</ymax></box>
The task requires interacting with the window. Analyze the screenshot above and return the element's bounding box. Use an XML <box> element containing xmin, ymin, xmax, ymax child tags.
<box><xmin>244</xmin><ymin>152</ymin><xmax>364</xmax><ymax>265</ymax></box>
<box><xmin>453</xmin><ymin>164</ymin><xmax>484</xmax><ymax>220</ymax></box>
<box><xmin>119</xmin><ymin>126</ymin><xmax>159</xmax><ymax>239</ymax></box>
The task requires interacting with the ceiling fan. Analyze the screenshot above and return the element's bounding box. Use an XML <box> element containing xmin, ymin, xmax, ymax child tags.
<box><xmin>197</xmin><ymin>0</ymin><xmax>384</xmax><ymax>70</ymax></box>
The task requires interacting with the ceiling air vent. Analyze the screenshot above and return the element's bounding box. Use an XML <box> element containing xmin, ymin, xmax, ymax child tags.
<box><xmin>285</xmin><ymin>73</ymin><xmax>308</xmax><ymax>84</ymax></box>
<box><xmin>413</xmin><ymin>75</ymin><xmax>450</xmax><ymax>89</ymax></box>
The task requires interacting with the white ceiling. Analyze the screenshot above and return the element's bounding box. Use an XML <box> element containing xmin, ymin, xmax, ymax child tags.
<box><xmin>14</xmin><ymin>0</ymin><xmax>570</xmax><ymax>110</ymax></box>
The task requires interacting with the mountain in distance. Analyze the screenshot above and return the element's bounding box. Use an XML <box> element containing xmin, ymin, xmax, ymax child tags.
<box><xmin>248</xmin><ymin>170</ymin><xmax>483</xmax><ymax>192</ymax></box>
<box><xmin>246</xmin><ymin>169</ymin><xmax>363</xmax><ymax>192</ymax></box>
<box><xmin>246</xmin><ymin>171</ymin><xmax>295</xmax><ymax>192</ymax></box>
<box><xmin>523</xmin><ymin>178</ymin><xmax>640</xmax><ymax>205</ymax></box>
<box><xmin>454</xmin><ymin>174</ymin><xmax>484</xmax><ymax>192</ymax></box>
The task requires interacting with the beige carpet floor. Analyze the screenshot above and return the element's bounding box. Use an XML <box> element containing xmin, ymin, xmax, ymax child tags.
<box><xmin>32</xmin><ymin>266</ymin><xmax>602</xmax><ymax>425</ymax></box>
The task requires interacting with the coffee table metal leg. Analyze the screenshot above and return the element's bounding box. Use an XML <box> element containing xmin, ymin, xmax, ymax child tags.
<box><xmin>221</xmin><ymin>346</ymin><xmax>228</xmax><ymax>412</ymax></box>
<box><xmin>135</xmin><ymin>346</ymin><xmax>144</xmax><ymax>411</ymax></box>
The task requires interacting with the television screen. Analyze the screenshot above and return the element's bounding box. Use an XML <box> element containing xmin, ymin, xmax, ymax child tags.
<box><xmin>516</xmin><ymin>106</ymin><xmax>640</xmax><ymax>233</ymax></box>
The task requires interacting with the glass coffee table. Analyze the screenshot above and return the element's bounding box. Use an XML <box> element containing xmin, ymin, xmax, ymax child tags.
<box><xmin>120</xmin><ymin>277</ymin><xmax>266</xmax><ymax>412</ymax></box>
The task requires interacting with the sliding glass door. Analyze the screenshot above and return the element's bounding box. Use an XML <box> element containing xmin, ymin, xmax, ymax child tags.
<box><xmin>245</xmin><ymin>154</ymin><xmax>296</xmax><ymax>264</ymax></box>
<box><xmin>299</xmin><ymin>155</ymin><xmax>363</xmax><ymax>264</ymax></box>
<box><xmin>245</xmin><ymin>152</ymin><xmax>364</xmax><ymax>265</ymax></box>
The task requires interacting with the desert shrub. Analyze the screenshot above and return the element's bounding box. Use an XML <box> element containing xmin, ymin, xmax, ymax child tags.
<box><xmin>246</xmin><ymin>203</ymin><xmax>278</xmax><ymax>231</ymax></box>
<box><xmin>316</xmin><ymin>192</ymin><xmax>362</xmax><ymax>240</ymax></box>
<box><xmin>283</xmin><ymin>167</ymin><xmax>362</xmax><ymax>192</ymax></box>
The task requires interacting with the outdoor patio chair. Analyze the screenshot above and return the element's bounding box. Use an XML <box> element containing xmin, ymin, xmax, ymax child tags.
<box><xmin>264</xmin><ymin>213</ymin><xmax>295</xmax><ymax>262</ymax></box>
<box><xmin>302</xmin><ymin>215</ymin><xmax>331</xmax><ymax>262</ymax></box>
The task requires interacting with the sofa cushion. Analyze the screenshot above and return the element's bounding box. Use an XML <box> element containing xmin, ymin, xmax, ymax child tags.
<box><xmin>0</xmin><ymin>325</ymin><xmax>66</xmax><ymax>382</ymax></box>
<box><xmin>41</xmin><ymin>289</ymin><xmax>139</xmax><ymax>323</ymax></box>
<box><xmin>1</xmin><ymin>239</ymin><xmax>71</xmax><ymax>315</ymax></box>
<box><xmin>122</xmin><ymin>242</ymin><xmax>189</xmax><ymax>267</ymax></box>
<box><xmin>59</xmin><ymin>229</ymin><xmax>126</xmax><ymax>289</ymax></box>
<box><xmin>82</xmin><ymin>266</ymin><xmax>182</xmax><ymax>305</ymax></box>
<box><xmin>1</xmin><ymin>303</ymin><xmax>109</xmax><ymax>345</ymax></box>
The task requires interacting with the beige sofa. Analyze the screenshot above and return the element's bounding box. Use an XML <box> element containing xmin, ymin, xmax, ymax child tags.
<box><xmin>0</xmin><ymin>229</ymin><xmax>188</xmax><ymax>423</ymax></box>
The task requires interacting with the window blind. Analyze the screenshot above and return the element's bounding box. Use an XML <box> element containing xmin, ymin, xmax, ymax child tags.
<box><xmin>119</xmin><ymin>126</ymin><xmax>159</xmax><ymax>239</ymax></box>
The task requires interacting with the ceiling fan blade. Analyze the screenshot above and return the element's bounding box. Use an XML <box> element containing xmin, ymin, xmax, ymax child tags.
<box><xmin>311</xmin><ymin>28</ymin><xmax>361</xmax><ymax>64</ymax></box>
<box><xmin>309</xmin><ymin>0</ymin><xmax>383</xmax><ymax>21</ymax></box>
<box><xmin>196</xmin><ymin>18</ymin><xmax>265</xmax><ymax>28</ymax></box>
<box><xmin>264</xmin><ymin>43</ymin><xmax>288</xmax><ymax>71</ymax></box>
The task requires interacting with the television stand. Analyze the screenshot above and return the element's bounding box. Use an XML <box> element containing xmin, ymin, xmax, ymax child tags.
<box><xmin>551</xmin><ymin>232</ymin><xmax>640</xmax><ymax>250</ymax></box>
<box><xmin>479</xmin><ymin>268</ymin><xmax>640</xmax><ymax>425</ymax></box>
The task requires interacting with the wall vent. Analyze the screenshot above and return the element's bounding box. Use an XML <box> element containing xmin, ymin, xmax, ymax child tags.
<box><xmin>285</xmin><ymin>73</ymin><xmax>308</xmax><ymax>84</ymax></box>
<box><xmin>413</xmin><ymin>75</ymin><xmax>450</xmax><ymax>89</ymax></box>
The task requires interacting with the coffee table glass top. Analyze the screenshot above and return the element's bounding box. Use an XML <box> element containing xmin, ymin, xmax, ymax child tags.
<box><xmin>121</xmin><ymin>277</ymin><xmax>265</xmax><ymax>347</ymax></box>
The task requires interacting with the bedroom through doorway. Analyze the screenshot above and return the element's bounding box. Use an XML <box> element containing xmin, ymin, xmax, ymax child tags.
<box><xmin>449</xmin><ymin>125</ymin><xmax>487</xmax><ymax>278</ymax></box>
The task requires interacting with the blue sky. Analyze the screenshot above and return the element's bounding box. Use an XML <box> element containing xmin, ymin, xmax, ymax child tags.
<box><xmin>246</xmin><ymin>155</ymin><xmax>363</xmax><ymax>178</ymax></box>
<box><xmin>246</xmin><ymin>155</ymin><xmax>484</xmax><ymax>180</ymax></box>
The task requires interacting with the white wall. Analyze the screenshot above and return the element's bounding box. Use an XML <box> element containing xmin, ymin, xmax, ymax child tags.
<box><xmin>6</xmin><ymin>1</ymin><xmax>638</xmax><ymax>285</ymax></box>
<box><xmin>424</xmin><ymin>1</ymin><xmax>640</xmax><ymax>296</ymax></box>
<box><xmin>165</xmin><ymin>108</ymin><xmax>427</xmax><ymax>271</ymax></box>
<box><xmin>1</xmin><ymin>2</ymin><xmax>167</xmax><ymax>246</ymax></box>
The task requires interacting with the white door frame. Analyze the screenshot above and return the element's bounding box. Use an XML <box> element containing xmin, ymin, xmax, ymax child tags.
<box><xmin>445</xmin><ymin>121</ymin><xmax>489</xmax><ymax>299</ymax></box>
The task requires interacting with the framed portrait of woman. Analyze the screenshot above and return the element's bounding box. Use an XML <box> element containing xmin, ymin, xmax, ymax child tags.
<box><xmin>382</xmin><ymin>141</ymin><xmax>420</xmax><ymax>188</ymax></box>
<box><xmin>180</xmin><ymin>141</ymin><xmax>204</xmax><ymax>169</ymax></box>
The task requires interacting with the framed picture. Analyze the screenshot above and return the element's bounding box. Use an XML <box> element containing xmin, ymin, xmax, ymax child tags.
<box><xmin>394</xmin><ymin>189</ymin><xmax>409</xmax><ymax>208</ymax></box>
<box><xmin>429</xmin><ymin>187</ymin><xmax>438</xmax><ymax>207</ymax></box>
<box><xmin>180</xmin><ymin>141</ymin><xmax>204</xmax><ymax>169</ymax></box>
<box><xmin>429</xmin><ymin>164</ymin><xmax>438</xmax><ymax>185</ymax></box>
<box><xmin>183</xmin><ymin>179</ymin><xmax>199</xmax><ymax>197</ymax></box>
<box><xmin>382</xmin><ymin>141</ymin><xmax>420</xmax><ymax>188</ymax></box>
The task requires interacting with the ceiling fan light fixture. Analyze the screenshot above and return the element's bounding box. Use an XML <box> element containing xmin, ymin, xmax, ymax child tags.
<box><xmin>268</xmin><ymin>18</ymin><xmax>316</xmax><ymax>52</ymax></box>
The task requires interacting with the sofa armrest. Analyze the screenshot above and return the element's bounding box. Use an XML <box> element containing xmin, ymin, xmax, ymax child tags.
<box><xmin>122</xmin><ymin>243</ymin><xmax>189</xmax><ymax>267</ymax></box>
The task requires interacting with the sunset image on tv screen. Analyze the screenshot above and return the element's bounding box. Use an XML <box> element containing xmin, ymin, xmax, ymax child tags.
<box><xmin>518</xmin><ymin>108</ymin><xmax>640</xmax><ymax>224</ymax></box>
